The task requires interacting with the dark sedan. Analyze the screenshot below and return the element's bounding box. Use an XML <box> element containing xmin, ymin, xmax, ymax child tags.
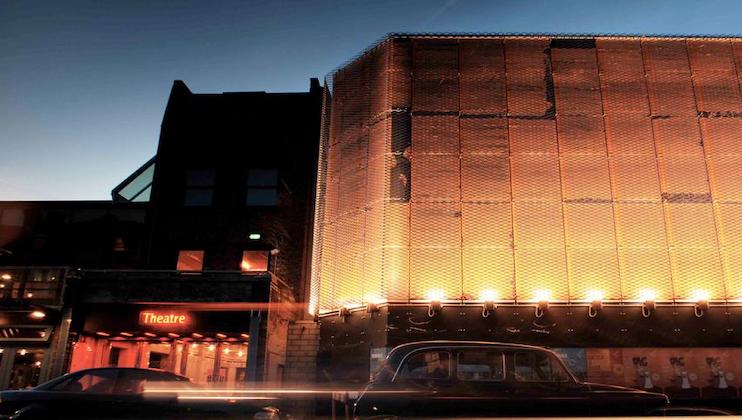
<box><xmin>353</xmin><ymin>341</ymin><xmax>670</xmax><ymax>418</ymax></box>
<box><xmin>0</xmin><ymin>367</ymin><xmax>281</xmax><ymax>419</ymax></box>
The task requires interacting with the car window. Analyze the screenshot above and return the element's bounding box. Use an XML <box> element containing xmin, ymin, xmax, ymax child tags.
<box><xmin>457</xmin><ymin>350</ymin><xmax>505</xmax><ymax>381</ymax></box>
<box><xmin>50</xmin><ymin>370</ymin><xmax>118</xmax><ymax>394</ymax></box>
<box><xmin>514</xmin><ymin>351</ymin><xmax>570</xmax><ymax>382</ymax></box>
<box><xmin>398</xmin><ymin>351</ymin><xmax>451</xmax><ymax>380</ymax></box>
<box><xmin>115</xmin><ymin>370</ymin><xmax>186</xmax><ymax>394</ymax></box>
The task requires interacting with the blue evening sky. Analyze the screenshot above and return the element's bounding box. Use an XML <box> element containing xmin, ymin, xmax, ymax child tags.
<box><xmin>2</xmin><ymin>0</ymin><xmax>741</xmax><ymax>200</ymax></box>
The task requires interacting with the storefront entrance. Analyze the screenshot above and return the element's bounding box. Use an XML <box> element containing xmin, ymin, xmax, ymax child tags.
<box><xmin>70</xmin><ymin>304</ymin><xmax>258</xmax><ymax>387</ymax></box>
<box><xmin>70</xmin><ymin>336</ymin><xmax>249</xmax><ymax>386</ymax></box>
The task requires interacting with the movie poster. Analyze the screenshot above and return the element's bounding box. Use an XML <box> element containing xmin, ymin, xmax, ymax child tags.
<box><xmin>585</xmin><ymin>348</ymin><xmax>742</xmax><ymax>398</ymax></box>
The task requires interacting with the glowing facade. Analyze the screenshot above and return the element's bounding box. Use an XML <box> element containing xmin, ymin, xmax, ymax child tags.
<box><xmin>310</xmin><ymin>35</ymin><xmax>742</xmax><ymax>313</ymax></box>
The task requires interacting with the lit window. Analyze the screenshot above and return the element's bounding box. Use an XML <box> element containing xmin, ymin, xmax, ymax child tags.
<box><xmin>241</xmin><ymin>251</ymin><xmax>269</xmax><ymax>272</ymax></box>
<box><xmin>246</xmin><ymin>169</ymin><xmax>278</xmax><ymax>206</ymax></box>
<box><xmin>177</xmin><ymin>250</ymin><xmax>204</xmax><ymax>272</ymax></box>
<box><xmin>185</xmin><ymin>170</ymin><xmax>215</xmax><ymax>206</ymax></box>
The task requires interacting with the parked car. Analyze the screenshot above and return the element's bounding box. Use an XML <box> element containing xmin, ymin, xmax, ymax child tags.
<box><xmin>0</xmin><ymin>367</ymin><xmax>281</xmax><ymax>419</ymax></box>
<box><xmin>353</xmin><ymin>341</ymin><xmax>670</xmax><ymax>418</ymax></box>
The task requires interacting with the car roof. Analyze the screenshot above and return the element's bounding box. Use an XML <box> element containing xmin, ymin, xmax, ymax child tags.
<box><xmin>58</xmin><ymin>367</ymin><xmax>187</xmax><ymax>381</ymax></box>
<box><xmin>386</xmin><ymin>340</ymin><xmax>552</xmax><ymax>367</ymax></box>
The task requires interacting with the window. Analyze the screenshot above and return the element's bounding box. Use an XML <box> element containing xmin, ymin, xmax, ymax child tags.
<box><xmin>246</xmin><ymin>169</ymin><xmax>279</xmax><ymax>206</ymax></box>
<box><xmin>177</xmin><ymin>250</ymin><xmax>204</xmax><ymax>272</ymax></box>
<box><xmin>0</xmin><ymin>209</ymin><xmax>24</xmax><ymax>227</ymax></box>
<box><xmin>457</xmin><ymin>350</ymin><xmax>505</xmax><ymax>381</ymax></box>
<box><xmin>51</xmin><ymin>369</ymin><xmax>118</xmax><ymax>394</ymax></box>
<box><xmin>399</xmin><ymin>351</ymin><xmax>450</xmax><ymax>380</ymax></box>
<box><xmin>185</xmin><ymin>169</ymin><xmax>215</xmax><ymax>206</ymax></box>
<box><xmin>241</xmin><ymin>250</ymin><xmax>269</xmax><ymax>272</ymax></box>
<box><xmin>514</xmin><ymin>351</ymin><xmax>570</xmax><ymax>382</ymax></box>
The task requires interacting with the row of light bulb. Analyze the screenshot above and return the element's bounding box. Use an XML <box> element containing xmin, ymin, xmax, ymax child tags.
<box><xmin>424</xmin><ymin>288</ymin><xmax>713</xmax><ymax>304</ymax></box>
<box><xmin>341</xmin><ymin>289</ymin><xmax>714</xmax><ymax>308</ymax></box>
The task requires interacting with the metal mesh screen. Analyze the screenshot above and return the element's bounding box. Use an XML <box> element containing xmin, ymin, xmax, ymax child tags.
<box><xmin>310</xmin><ymin>35</ymin><xmax>742</xmax><ymax>313</ymax></box>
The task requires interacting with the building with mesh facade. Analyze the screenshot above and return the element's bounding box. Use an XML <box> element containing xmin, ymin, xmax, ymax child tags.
<box><xmin>312</xmin><ymin>34</ymin><xmax>742</xmax><ymax>392</ymax></box>
<box><xmin>311</xmin><ymin>34</ymin><xmax>742</xmax><ymax>312</ymax></box>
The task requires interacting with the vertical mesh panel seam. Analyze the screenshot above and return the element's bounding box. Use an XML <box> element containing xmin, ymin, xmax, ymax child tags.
<box><xmin>503</xmin><ymin>40</ymin><xmax>518</xmax><ymax>302</ymax></box>
<box><xmin>552</xmin><ymin>47</ymin><xmax>573</xmax><ymax>303</ymax></box>
<box><xmin>640</xmin><ymin>39</ymin><xmax>677</xmax><ymax>301</ymax></box>
<box><xmin>457</xmin><ymin>40</ymin><xmax>465</xmax><ymax>302</ymax></box>
<box><xmin>685</xmin><ymin>39</ymin><xmax>729</xmax><ymax>301</ymax></box>
<box><xmin>594</xmin><ymin>42</ymin><xmax>627</xmax><ymax>301</ymax></box>
<box><xmin>408</xmin><ymin>41</ymin><xmax>415</xmax><ymax>303</ymax></box>
<box><xmin>721</xmin><ymin>39</ymin><xmax>742</xmax><ymax>301</ymax></box>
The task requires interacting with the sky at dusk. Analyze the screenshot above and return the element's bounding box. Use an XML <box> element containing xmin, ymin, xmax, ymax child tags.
<box><xmin>3</xmin><ymin>0</ymin><xmax>742</xmax><ymax>200</ymax></box>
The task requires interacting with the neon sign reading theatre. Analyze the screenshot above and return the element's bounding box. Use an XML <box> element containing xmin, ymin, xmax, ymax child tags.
<box><xmin>139</xmin><ymin>311</ymin><xmax>188</xmax><ymax>326</ymax></box>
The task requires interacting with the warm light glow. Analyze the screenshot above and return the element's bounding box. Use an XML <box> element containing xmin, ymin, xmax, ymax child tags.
<box><xmin>216</xmin><ymin>333</ymin><xmax>227</xmax><ymax>339</ymax></box>
<box><xmin>34</xmin><ymin>361</ymin><xmax>41</xmax><ymax>367</ymax></box>
<box><xmin>248</xmin><ymin>233</ymin><xmax>261</xmax><ymax>240</ymax></box>
<box><xmin>691</xmin><ymin>289</ymin><xmax>710</xmax><ymax>302</ymax></box>
<box><xmin>19</xmin><ymin>349</ymin><xmax>27</xmax><ymax>356</ymax></box>
<box><xmin>144</xmin><ymin>332</ymin><xmax>157</xmax><ymax>338</ymax></box>
<box><xmin>639</xmin><ymin>289</ymin><xmax>657</xmax><ymax>303</ymax></box>
<box><xmin>237</xmin><ymin>350</ymin><xmax>244</xmax><ymax>357</ymax></box>
<box><xmin>223</xmin><ymin>347</ymin><xmax>230</xmax><ymax>355</ymax></box>
<box><xmin>208</xmin><ymin>344</ymin><xmax>216</xmax><ymax>352</ymax></box>
<box><xmin>26</xmin><ymin>293</ymin><xmax>33</xmax><ymax>298</ymax></box>
<box><xmin>120</xmin><ymin>332</ymin><xmax>133</xmax><ymax>337</ymax></box>
<box><xmin>365</xmin><ymin>295</ymin><xmax>387</xmax><ymax>305</ymax></box>
<box><xmin>480</xmin><ymin>290</ymin><xmax>498</xmax><ymax>302</ymax></box>
<box><xmin>192</xmin><ymin>333</ymin><xmax>203</xmax><ymax>339</ymax></box>
<box><xmin>0</xmin><ymin>274</ymin><xmax>11</xmax><ymax>280</ymax></box>
<box><xmin>29</xmin><ymin>310</ymin><xmax>46</xmax><ymax>319</ymax></box>
<box><xmin>427</xmin><ymin>290</ymin><xmax>445</xmax><ymax>302</ymax></box>
<box><xmin>240</xmin><ymin>333</ymin><xmax>249</xmax><ymax>339</ymax></box>
<box><xmin>167</xmin><ymin>333</ymin><xmax>180</xmax><ymax>338</ymax></box>
<box><xmin>96</xmin><ymin>331</ymin><xmax>110</xmax><ymax>337</ymax></box>
<box><xmin>534</xmin><ymin>290</ymin><xmax>551</xmax><ymax>303</ymax></box>
<box><xmin>586</xmin><ymin>290</ymin><xmax>604</xmax><ymax>302</ymax></box>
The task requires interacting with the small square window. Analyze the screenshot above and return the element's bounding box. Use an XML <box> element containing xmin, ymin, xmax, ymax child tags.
<box><xmin>246</xmin><ymin>189</ymin><xmax>278</xmax><ymax>206</ymax></box>
<box><xmin>247</xmin><ymin>169</ymin><xmax>278</xmax><ymax>187</ymax></box>
<box><xmin>177</xmin><ymin>250</ymin><xmax>204</xmax><ymax>272</ymax></box>
<box><xmin>0</xmin><ymin>209</ymin><xmax>25</xmax><ymax>227</ymax></box>
<box><xmin>185</xmin><ymin>189</ymin><xmax>213</xmax><ymax>206</ymax></box>
<box><xmin>241</xmin><ymin>251</ymin><xmax>269</xmax><ymax>272</ymax></box>
<box><xmin>186</xmin><ymin>170</ymin><xmax>215</xmax><ymax>187</ymax></box>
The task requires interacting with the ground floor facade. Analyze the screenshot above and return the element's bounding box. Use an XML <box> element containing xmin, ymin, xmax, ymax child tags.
<box><xmin>317</xmin><ymin>303</ymin><xmax>742</xmax><ymax>400</ymax></box>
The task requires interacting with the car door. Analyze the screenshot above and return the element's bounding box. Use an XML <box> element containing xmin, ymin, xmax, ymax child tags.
<box><xmin>448</xmin><ymin>348</ymin><xmax>518</xmax><ymax>417</ymax></box>
<box><xmin>390</xmin><ymin>349</ymin><xmax>454</xmax><ymax>417</ymax></box>
<box><xmin>42</xmin><ymin>368</ymin><xmax>123</xmax><ymax>419</ymax></box>
<box><xmin>507</xmin><ymin>350</ymin><xmax>588</xmax><ymax>416</ymax></box>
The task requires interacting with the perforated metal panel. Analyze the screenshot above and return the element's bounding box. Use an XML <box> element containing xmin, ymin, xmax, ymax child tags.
<box><xmin>310</xmin><ymin>35</ymin><xmax>742</xmax><ymax>313</ymax></box>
